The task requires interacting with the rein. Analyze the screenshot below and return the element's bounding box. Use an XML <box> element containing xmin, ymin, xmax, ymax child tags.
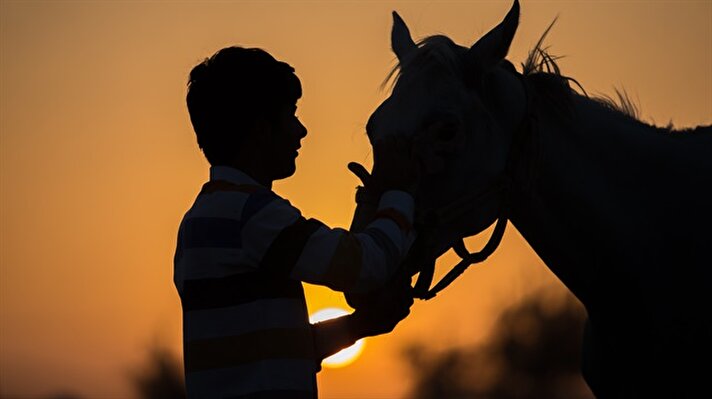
<box><xmin>410</xmin><ymin>72</ymin><xmax>536</xmax><ymax>300</ymax></box>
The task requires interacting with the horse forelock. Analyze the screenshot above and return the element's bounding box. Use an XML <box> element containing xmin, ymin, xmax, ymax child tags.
<box><xmin>383</xmin><ymin>35</ymin><xmax>468</xmax><ymax>91</ymax></box>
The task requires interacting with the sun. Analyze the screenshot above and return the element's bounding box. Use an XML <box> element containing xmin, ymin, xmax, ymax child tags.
<box><xmin>309</xmin><ymin>307</ymin><xmax>366</xmax><ymax>368</ymax></box>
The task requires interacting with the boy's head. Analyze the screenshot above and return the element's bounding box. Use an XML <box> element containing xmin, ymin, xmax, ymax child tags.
<box><xmin>186</xmin><ymin>47</ymin><xmax>303</xmax><ymax>167</ymax></box>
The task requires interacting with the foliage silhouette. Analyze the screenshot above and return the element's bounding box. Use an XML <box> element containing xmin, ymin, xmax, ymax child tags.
<box><xmin>404</xmin><ymin>289</ymin><xmax>594</xmax><ymax>399</ymax></box>
<box><xmin>0</xmin><ymin>392</ymin><xmax>84</xmax><ymax>399</ymax></box>
<box><xmin>129</xmin><ymin>344</ymin><xmax>186</xmax><ymax>399</ymax></box>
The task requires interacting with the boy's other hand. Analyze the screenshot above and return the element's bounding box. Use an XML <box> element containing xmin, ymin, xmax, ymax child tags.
<box><xmin>349</xmin><ymin>275</ymin><xmax>414</xmax><ymax>337</ymax></box>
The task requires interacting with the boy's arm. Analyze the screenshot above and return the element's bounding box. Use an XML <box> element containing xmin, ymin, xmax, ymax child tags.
<box><xmin>241</xmin><ymin>138</ymin><xmax>418</xmax><ymax>293</ymax></box>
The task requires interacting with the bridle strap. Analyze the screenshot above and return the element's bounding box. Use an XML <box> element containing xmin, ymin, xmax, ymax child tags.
<box><xmin>410</xmin><ymin>176</ymin><xmax>510</xmax><ymax>298</ymax></box>
<box><xmin>411</xmin><ymin>71</ymin><xmax>535</xmax><ymax>300</ymax></box>
<box><xmin>414</xmin><ymin>213</ymin><xmax>508</xmax><ymax>300</ymax></box>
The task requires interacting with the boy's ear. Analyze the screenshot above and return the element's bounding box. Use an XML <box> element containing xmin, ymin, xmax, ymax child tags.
<box><xmin>252</xmin><ymin>116</ymin><xmax>272</xmax><ymax>140</ymax></box>
<box><xmin>235</xmin><ymin>117</ymin><xmax>269</xmax><ymax>156</ymax></box>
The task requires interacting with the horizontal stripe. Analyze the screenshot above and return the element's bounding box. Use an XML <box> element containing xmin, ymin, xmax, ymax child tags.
<box><xmin>188</xmin><ymin>191</ymin><xmax>249</xmax><ymax>220</ymax></box>
<box><xmin>350</xmin><ymin>231</ymin><xmax>393</xmax><ymax>292</ymax></box>
<box><xmin>184</xmin><ymin>298</ymin><xmax>308</xmax><ymax>341</ymax></box>
<box><xmin>181</xmin><ymin>272</ymin><xmax>303</xmax><ymax>311</ymax></box>
<box><xmin>185</xmin><ymin>328</ymin><xmax>314</xmax><ymax>372</ymax></box>
<box><xmin>241</xmin><ymin>190</ymin><xmax>279</xmax><ymax>225</ymax></box>
<box><xmin>186</xmin><ymin>359</ymin><xmax>316</xmax><ymax>398</ymax></box>
<box><xmin>368</xmin><ymin>217</ymin><xmax>411</xmax><ymax>257</ymax></box>
<box><xmin>363</xmin><ymin>226</ymin><xmax>399</xmax><ymax>269</ymax></box>
<box><xmin>291</xmin><ymin>225</ymin><xmax>341</xmax><ymax>283</ymax></box>
<box><xmin>378</xmin><ymin>190</ymin><xmax>415</xmax><ymax>224</ymax></box>
<box><xmin>261</xmin><ymin>217</ymin><xmax>324</xmax><ymax>276</ymax></box>
<box><xmin>176</xmin><ymin>247</ymin><xmax>253</xmax><ymax>281</ymax></box>
<box><xmin>322</xmin><ymin>232</ymin><xmax>363</xmax><ymax>291</ymax></box>
<box><xmin>209</xmin><ymin>166</ymin><xmax>262</xmax><ymax>187</ymax></box>
<box><xmin>375</xmin><ymin>208</ymin><xmax>412</xmax><ymax>231</ymax></box>
<box><xmin>174</xmin><ymin>228</ymin><xmax>185</xmax><ymax>265</ymax></box>
<box><xmin>229</xmin><ymin>390</ymin><xmax>315</xmax><ymax>399</ymax></box>
<box><xmin>200</xmin><ymin>180</ymin><xmax>263</xmax><ymax>195</ymax></box>
<box><xmin>181</xmin><ymin>217</ymin><xmax>243</xmax><ymax>249</ymax></box>
<box><xmin>241</xmin><ymin>198</ymin><xmax>301</xmax><ymax>263</ymax></box>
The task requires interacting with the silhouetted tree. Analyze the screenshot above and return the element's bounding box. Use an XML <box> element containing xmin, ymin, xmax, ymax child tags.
<box><xmin>0</xmin><ymin>393</ymin><xmax>84</xmax><ymax>399</ymax></box>
<box><xmin>129</xmin><ymin>345</ymin><xmax>186</xmax><ymax>399</ymax></box>
<box><xmin>404</xmin><ymin>289</ymin><xmax>594</xmax><ymax>399</ymax></box>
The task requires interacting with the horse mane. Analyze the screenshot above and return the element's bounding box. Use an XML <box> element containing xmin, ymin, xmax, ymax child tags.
<box><xmin>519</xmin><ymin>20</ymin><xmax>711</xmax><ymax>136</ymax></box>
<box><xmin>520</xmin><ymin>19</ymin><xmax>648</xmax><ymax>124</ymax></box>
<box><xmin>523</xmin><ymin>42</ymin><xmax>710</xmax><ymax>135</ymax></box>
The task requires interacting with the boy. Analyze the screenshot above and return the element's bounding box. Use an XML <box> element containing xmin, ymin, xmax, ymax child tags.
<box><xmin>175</xmin><ymin>46</ymin><xmax>418</xmax><ymax>398</ymax></box>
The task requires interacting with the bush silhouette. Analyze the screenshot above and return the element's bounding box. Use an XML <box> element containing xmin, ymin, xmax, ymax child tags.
<box><xmin>404</xmin><ymin>289</ymin><xmax>594</xmax><ymax>399</ymax></box>
<box><xmin>129</xmin><ymin>345</ymin><xmax>186</xmax><ymax>399</ymax></box>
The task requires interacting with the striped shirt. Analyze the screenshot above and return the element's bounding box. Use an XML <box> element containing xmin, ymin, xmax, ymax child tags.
<box><xmin>174</xmin><ymin>166</ymin><xmax>415</xmax><ymax>398</ymax></box>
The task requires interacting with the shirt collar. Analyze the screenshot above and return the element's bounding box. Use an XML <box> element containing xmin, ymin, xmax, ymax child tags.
<box><xmin>209</xmin><ymin>166</ymin><xmax>264</xmax><ymax>187</ymax></box>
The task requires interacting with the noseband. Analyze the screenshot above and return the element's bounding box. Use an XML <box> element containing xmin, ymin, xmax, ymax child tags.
<box><xmin>409</xmin><ymin>72</ymin><xmax>537</xmax><ymax>300</ymax></box>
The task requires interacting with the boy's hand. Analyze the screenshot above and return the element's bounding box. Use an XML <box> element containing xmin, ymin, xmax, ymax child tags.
<box><xmin>347</xmin><ymin>135</ymin><xmax>420</xmax><ymax>232</ymax></box>
<box><xmin>311</xmin><ymin>277</ymin><xmax>412</xmax><ymax>366</ymax></box>
<box><xmin>348</xmin><ymin>162</ymin><xmax>378</xmax><ymax>233</ymax></box>
<box><xmin>349</xmin><ymin>275</ymin><xmax>414</xmax><ymax>337</ymax></box>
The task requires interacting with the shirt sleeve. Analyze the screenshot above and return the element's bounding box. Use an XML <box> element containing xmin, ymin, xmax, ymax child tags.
<box><xmin>241</xmin><ymin>190</ymin><xmax>415</xmax><ymax>293</ymax></box>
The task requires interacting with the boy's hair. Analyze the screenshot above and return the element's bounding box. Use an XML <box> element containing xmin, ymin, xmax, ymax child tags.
<box><xmin>186</xmin><ymin>47</ymin><xmax>302</xmax><ymax>165</ymax></box>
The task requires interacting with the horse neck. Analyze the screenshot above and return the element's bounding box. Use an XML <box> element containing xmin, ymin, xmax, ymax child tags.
<box><xmin>508</xmin><ymin>93</ymin><xmax>712</xmax><ymax>305</ymax></box>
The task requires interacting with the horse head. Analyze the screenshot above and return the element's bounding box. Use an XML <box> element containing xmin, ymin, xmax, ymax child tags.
<box><xmin>367</xmin><ymin>1</ymin><xmax>530</xmax><ymax>295</ymax></box>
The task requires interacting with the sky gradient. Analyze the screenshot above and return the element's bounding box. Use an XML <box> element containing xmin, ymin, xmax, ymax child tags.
<box><xmin>1</xmin><ymin>1</ymin><xmax>710</xmax><ymax>398</ymax></box>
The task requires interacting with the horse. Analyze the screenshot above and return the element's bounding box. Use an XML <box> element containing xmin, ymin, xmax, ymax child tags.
<box><xmin>361</xmin><ymin>1</ymin><xmax>712</xmax><ymax>396</ymax></box>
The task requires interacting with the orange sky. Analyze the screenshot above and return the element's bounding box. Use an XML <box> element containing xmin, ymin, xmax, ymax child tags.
<box><xmin>1</xmin><ymin>1</ymin><xmax>710</xmax><ymax>398</ymax></box>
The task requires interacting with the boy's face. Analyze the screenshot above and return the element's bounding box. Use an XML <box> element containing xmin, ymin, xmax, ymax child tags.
<box><xmin>265</xmin><ymin>102</ymin><xmax>307</xmax><ymax>180</ymax></box>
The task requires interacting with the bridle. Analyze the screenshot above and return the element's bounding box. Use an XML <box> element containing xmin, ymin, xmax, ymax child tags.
<box><xmin>407</xmin><ymin>72</ymin><xmax>537</xmax><ymax>300</ymax></box>
<box><xmin>409</xmin><ymin>178</ymin><xmax>510</xmax><ymax>300</ymax></box>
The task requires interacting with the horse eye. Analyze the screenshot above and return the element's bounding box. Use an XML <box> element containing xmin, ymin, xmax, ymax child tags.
<box><xmin>434</xmin><ymin>121</ymin><xmax>458</xmax><ymax>141</ymax></box>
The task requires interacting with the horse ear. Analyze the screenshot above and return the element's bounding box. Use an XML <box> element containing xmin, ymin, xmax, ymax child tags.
<box><xmin>467</xmin><ymin>0</ymin><xmax>520</xmax><ymax>72</ymax></box>
<box><xmin>392</xmin><ymin>11</ymin><xmax>416</xmax><ymax>61</ymax></box>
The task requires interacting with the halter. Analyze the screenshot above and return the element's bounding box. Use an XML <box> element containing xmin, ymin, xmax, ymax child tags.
<box><xmin>408</xmin><ymin>72</ymin><xmax>537</xmax><ymax>300</ymax></box>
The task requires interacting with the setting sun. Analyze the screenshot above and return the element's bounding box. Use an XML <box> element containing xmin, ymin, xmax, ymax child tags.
<box><xmin>309</xmin><ymin>307</ymin><xmax>366</xmax><ymax>368</ymax></box>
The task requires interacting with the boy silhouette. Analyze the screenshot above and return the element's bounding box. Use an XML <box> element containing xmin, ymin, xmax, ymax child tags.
<box><xmin>174</xmin><ymin>46</ymin><xmax>418</xmax><ymax>398</ymax></box>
